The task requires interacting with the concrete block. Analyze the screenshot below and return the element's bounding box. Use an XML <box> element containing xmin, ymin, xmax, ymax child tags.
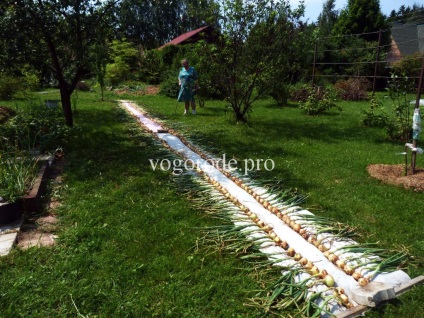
<box><xmin>0</xmin><ymin>232</ymin><xmax>17</xmax><ymax>256</ymax></box>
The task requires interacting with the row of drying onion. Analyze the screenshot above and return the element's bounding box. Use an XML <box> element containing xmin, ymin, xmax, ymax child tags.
<box><xmin>216</xmin><ymin>172</ymin><xmax>371</xmax><ymax>288</ymax></box>
<box><xmin>201</xmin><ymin>173</ymin><xmax>353</xmax><ymax>309</ymax></box>
<box><xmin>148</xmin><ymin>124</ymin><xmax>358</xmax><ymax>310</ymax></box>
<box><xmin>156</xmin><ymin>128</ymin><xmax>369</xmax><ymax>288</ymax></box>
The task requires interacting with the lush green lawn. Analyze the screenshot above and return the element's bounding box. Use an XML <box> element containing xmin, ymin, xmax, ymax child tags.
<box><xmin>124</xmin><ymin>91</ymin><xmax>424</xmax><ymax>316</ymax></box>
<box><xmin>0</xmin><ymin>89</ymin><xmax>422</xmax><ymax>317</ymax></box>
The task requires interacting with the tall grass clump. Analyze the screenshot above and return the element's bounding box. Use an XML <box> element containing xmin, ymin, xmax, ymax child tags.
<box><xmin>0</xmin><ymin>151</ymin><xmax>38</xmax><ymax>202</ymax></box>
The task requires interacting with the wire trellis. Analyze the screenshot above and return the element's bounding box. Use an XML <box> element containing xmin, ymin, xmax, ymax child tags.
<box><xmin>311</xmin><ymin>28</ymin><xmax>424</xmax><ymax>93</ymax></box>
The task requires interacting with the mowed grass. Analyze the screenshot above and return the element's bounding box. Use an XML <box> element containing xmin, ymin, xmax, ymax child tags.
<box><xmin>0</xmin><ymin>91</ymin><xmax>261</xmax><ymax>317</ymax></box>
<box><xmin>0</xmin><ymin>89</ymin><xmax>422</xmax><ymax>317</ymax></box>
<box><xmin>126</xmin><ymin>91</ymin><xmax>424</xmax><ymax>317</ymax></box>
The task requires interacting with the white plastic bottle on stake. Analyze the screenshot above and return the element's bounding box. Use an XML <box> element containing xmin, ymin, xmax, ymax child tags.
<box><xmin>412</xmin><ymin>108</ymin><xmax>421</xmax><ymax>140</ymax></box>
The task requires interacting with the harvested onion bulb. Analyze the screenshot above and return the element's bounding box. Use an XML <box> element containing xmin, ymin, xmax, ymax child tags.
<box><xmin>358</xmin><ymin>277</ymin><xmax>369</xmax><ymax>287</ymax></box>
<box><xmin>279</xmin><ymin>241</ymin><xmax>289</xmax><ymax>250</ymax></box>
<box><xmin>299</xmin><ymin>257</ymin><xmax>308</xmax><ymax>266</ymax></box>
<box><xmin>286</xmin><ymin>247</ymin><xmax>295</xmax><ymax>257</ymax></box>
<box><xmin>323</xmin><ymin>274</ymin><xmax>335</xmax><ymax>287</ymax></box>
<box><xmin>352</xmin><ymin>272</ymin><xmax>362</xmax><ymax>281</ymax></box>
<box><xmin>292</xmin><ymin>223</ymin><xmax>301</xmax><ymax>233</ymax></box>
<box><xmin>328</xmin><ymin>253</ymin><xmax>338</xmax><ymax>263</ymax></box>
<box><xmin>344</xmin><ymin>265</ymin><xmax>354</xmax><ymax>275</ymax></box>
<box><xmin>339</xmin><ymin>294</ymin><xmax>349</xmax><ymax>305</ymax></box>
<box><xmin>336</xmin><ymin>259</ymin><xmax>346</xmax><ymax>269</ymax></box>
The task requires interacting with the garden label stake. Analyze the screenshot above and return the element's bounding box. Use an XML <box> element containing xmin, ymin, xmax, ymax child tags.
<box><xmin>120</xmin><ymin>100</ymin><xmax>423</xmax><ymax>317</ymax></box>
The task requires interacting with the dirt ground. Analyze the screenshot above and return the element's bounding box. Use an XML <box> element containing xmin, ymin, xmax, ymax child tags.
<box><xmin>113</xmin><ymin>85</ymin><xmax>160</xmax><ymax>96</ymax></box>
<box><xmin>367</xmin><ymin>164</ymin><xmax>424</xmax><ymax>192</ymax></box>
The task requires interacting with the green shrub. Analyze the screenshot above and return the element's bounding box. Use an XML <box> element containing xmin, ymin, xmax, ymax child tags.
<box><xmin>391</xmin><ymin>52</ymin><xmax>423</xmax><ymax>78</ymax></box>
<box><xmin>299</xmin><ymin>86</ymin><xmax>342</xmax><ymax>115</ymax></box>
<box><xmin>119</xmin><ymin>81</ymin><xmax>146</xmax><ymax>91</ymax></box>
<box><xmin>160</xmin><ymin>74</ymin><xmax>180</xmax><ymax>98</ymax></box>
<box><xmin>386</xmin><ymin>121</ymin><xmax>413</xmax><ymax>142</ymax></box>
<box><xmin>106</xmin><ymin>61</ymin><xmax>131</xmax><ymax>87</ymax></box>
<box><xmin>0</xmin><ymin>68</ymin><xmax>40</xmax><ymax>100</ymax></box>
<box><xmin>361</xmin><ymin>75</ymin><xmax>416</xmax><ymax>142</ymax></box>
<box><xmin>20</xmin><ymin>67</ymin><xmax>40</xmax><ymax>92</ymax></box>
<box><xmin>158</xmin><ymin>44</ymin><xmax>181</xmax><ymax>67</ymax></box>
<box><xmin>138</xmin><ymin>50</ymin><xmax>164</xmax><ymax>84</ymax></box>
<box><xmin>361</xmin><ymin>94</ymin><xmax>389</xmax><ymax>127</ymax></box>
<box><xmin>334</xmin><ymin>78</ymin><xmax>370</xmax><ymax>101</ymax></box>
<box><xmin>384</xmin><ymin>74</ymin><xmax>415</xmax><ymax>142</ymax></box>
<box><xmin>268</xmin><ymin>81</ymin><xmax>290</xmax><ymax>106</ymax></box>
<box><xmin>105</xmin><ymin>39</ymin><xmax>140</xmax><ymax>87</ymax></box>
<box><xmin>0</xmin><ymin>73</ymin><xmax>21</xmax><ymax>100</ymax></box>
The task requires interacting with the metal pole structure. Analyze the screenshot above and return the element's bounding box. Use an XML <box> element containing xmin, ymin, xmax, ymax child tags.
<box><xmin>411</xmin><ymin>58</ymin><xmax>424</xmax><ymax>174</ymax></box>
<box><xmin>312</xmin><ymin>41</ymin><xmax>318</xmax><ymax>87</ymax></box>
<box><xmin>372</xmin><ymin>30</ymin><xmax>382</xmax><ymax>96</ymax></box>
<box><xmin>405</xmin><ymin>145</ymin><xmax>408</xmax><ymax>176</ymax></box>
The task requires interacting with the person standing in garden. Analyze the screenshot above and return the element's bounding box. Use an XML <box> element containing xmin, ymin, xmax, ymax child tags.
<box><xmin>178</xmin><ymin>59</ymin><xmax>198</xmax><ymax>114</ymax></box>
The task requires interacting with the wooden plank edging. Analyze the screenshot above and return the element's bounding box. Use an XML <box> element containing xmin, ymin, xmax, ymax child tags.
<box><xmin>21</xmin><ymin>156</ymin><xmax>54</xmax><ymax>213</ymax></box>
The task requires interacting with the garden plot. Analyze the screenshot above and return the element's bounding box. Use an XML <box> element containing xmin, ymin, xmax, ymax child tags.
<box><xmin>120</xmin><ymin>100</ymin><xmax>423</xmax><ymax>317</ymax></box>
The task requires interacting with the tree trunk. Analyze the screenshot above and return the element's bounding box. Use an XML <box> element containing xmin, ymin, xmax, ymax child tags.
<box><xmin>101</xmin><ymin>84</ymin><xmax>104</xmax><ymax>101</ymax></box>
<box><xmin>59</xmin><ymin>85</ymin><xmax>74</xmax><ymax>127</ymax></box>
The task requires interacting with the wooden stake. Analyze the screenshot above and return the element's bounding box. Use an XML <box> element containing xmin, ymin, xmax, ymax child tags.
<box><xmin>312</xmin><ymin>41</ymin><xmax>318</xmax><ymax>86</ymax></box>
<box><xmin>372</xmin><ymin>30</ymin><xmax>382</xmax><ymax>96</ymax></box>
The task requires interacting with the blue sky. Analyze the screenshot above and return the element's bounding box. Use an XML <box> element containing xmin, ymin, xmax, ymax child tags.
<box><xmin>290</xmin><ymin>0</ymin><xmax>422</xmax><ymax>22</ymax></box>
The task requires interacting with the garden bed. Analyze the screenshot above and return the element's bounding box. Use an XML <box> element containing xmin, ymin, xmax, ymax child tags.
<box><xmin>0</xmin><ymin>157</ymin><xmax>53</xmax><ymax>225</ymax></box>
<box><xmin>113</xmin><ymin>84</ymin><xmax>160</xmax><ymax>96</ymax></box>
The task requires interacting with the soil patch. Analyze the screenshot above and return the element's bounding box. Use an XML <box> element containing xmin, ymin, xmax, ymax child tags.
<box><xmin>113</xmin><ymin>85</ymin><xmax>160</xmax><ymax>96</ymax></box>
<box><xmin>367</xmin><ymin>164</ymin><xmax>424</xmax><ymax>192</ymax></box>
<box><xmin>17</xmin><ymin>216</ymin><xmax>58</xmax><ymax>249</ymax></box>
